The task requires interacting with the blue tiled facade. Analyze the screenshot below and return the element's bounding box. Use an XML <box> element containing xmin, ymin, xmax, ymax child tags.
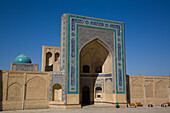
<box><xmin>60</xmin><ymin>14</ymin><xmax>126</xmax><ymax>95</ymax></box>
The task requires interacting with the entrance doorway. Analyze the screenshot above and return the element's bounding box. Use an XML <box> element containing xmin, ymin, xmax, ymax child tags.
<box><xmin>80</xmin><ymin>39</ymin><xmax>112</xmax><ymax>105</ymax></box>
<box><xmin>82</xmin><ymin>86</ymin><xmax>90</xmax><ymax>105</ymax></box>
<box><xmin>52</xmin><ymin>83</ymin><xmax>62</xmax><ymax>101</ymax></box>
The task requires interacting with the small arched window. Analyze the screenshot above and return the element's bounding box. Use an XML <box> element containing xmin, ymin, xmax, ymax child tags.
<box><xmin>46</xmin><ymin>52</ymin><xmax>52</xmax><ymax>66</ymax></box>
<box><xmin>95</xmin><ymin>65</ymin><xmax>102</xmax><ymax>73</ymax></box>
<box><xmin>55</xmin><ymin>52</ymin><xmax>60</xmax><ymax>61</ymax></box>
<box><xmin>83</xmin><ymin>65</ymin><xmax>90</xmax><ymax>73</ymax></box>
<box><xmin>96</xmin><ymin>87</ymin><xmax>102</xmax><ymax>93</ymax></box>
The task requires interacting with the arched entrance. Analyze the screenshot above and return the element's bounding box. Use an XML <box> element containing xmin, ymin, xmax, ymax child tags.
<box><xmin>80</xmin><ymin>39</ymin><xmax>112</xmax><ymax>105</ymax></box>
<box><xmin>82</xmin><ymin>86</ymin><xmax>90</xmax><ymax>105</ymax></box>
<box><xmin>52</xmin><ymin>83</ymin><xmax>62</xmax><ymax>101</ymax></box>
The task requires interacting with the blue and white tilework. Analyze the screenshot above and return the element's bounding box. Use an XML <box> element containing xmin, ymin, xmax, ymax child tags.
<box><xmin>62</xmin><ymin>14</ymin><xmax>125</xmax><ymax>94</ymax></box>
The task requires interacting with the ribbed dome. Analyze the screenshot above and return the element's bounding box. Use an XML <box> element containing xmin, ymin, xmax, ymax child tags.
<box><xmin>14</xmin><ymin>53</ymin><xmax>32</xmax><ymax>63</ymax></box>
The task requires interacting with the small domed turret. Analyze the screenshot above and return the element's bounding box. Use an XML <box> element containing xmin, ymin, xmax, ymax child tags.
<box><xmin>14</xmin><ymin>53</ymin><xmax>32</xmax><ymax>63</ymax></box>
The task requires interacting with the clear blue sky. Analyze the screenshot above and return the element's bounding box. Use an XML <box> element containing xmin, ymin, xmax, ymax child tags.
<box><xmin>0</xmin><ymin>0</ymin><xmax>170</xmax><ymax>76</ymax></box>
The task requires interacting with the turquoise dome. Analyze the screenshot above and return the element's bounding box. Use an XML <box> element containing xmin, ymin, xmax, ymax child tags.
<box><xmin>14</xmin><ymin>53</ymin><xmax>32</xmax><ymax>63</ymax></box>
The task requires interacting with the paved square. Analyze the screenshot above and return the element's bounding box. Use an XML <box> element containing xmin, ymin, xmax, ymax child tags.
<box><xmin>1</xmin><ymin>105</ymin><xmax>170</xmax><ymax>113</ymax></box>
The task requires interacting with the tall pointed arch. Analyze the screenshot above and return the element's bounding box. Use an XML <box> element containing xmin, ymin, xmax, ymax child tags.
<box><xmin>146</xmin><ymin>84</ymin><xmax>153</xmax><ymax>98</ymax></box>
<box><xmin>130</xmin><ymin>79</ymin><xmax>143</xmax><ymax>98</ymax></box>
<box><xmin>155</xmin><ymin>80</ymin><xmax>168</xmax><ymax>98</ymax></box>
<box><xmin>79</xmin><ymin>38</ymin><xmax>113</xmax><ymax>74</ymax></box>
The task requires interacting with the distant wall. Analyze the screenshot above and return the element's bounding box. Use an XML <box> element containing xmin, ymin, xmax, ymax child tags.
<box><xmin>0</xmin><ymin>70</ymin><xmax>50</xmax><ymax>111</ymax></box>
<box><xmin>127</xmin><ymin>75</ymin><xmax>170</xmax><ymax>105</ymax></box>
<box><xmin>11</xmin><ymin>63</ymin><xmax>38</xmax><ymax>71</ymax></box>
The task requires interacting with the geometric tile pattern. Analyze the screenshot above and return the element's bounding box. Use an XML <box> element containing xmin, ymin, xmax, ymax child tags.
<box><xmin>105</xmin><ymin>78</ymin><xmax>113</xmax><ymax>94</ymax></box>
<box><xmin>80</xmin><ymin>73</ymin><xmax>112</xmax><ymax>77</ymax></box>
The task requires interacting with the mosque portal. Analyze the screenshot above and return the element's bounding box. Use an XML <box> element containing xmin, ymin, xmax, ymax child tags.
<box><xmin>44</xmin><ymin>14</ymin><xmax>126</xmax><ymax>107</ymax></box>
<box><xmin>60</xmin><ymin>14</ymin><xmax>126</xmax><ymax>106</ymax></box>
